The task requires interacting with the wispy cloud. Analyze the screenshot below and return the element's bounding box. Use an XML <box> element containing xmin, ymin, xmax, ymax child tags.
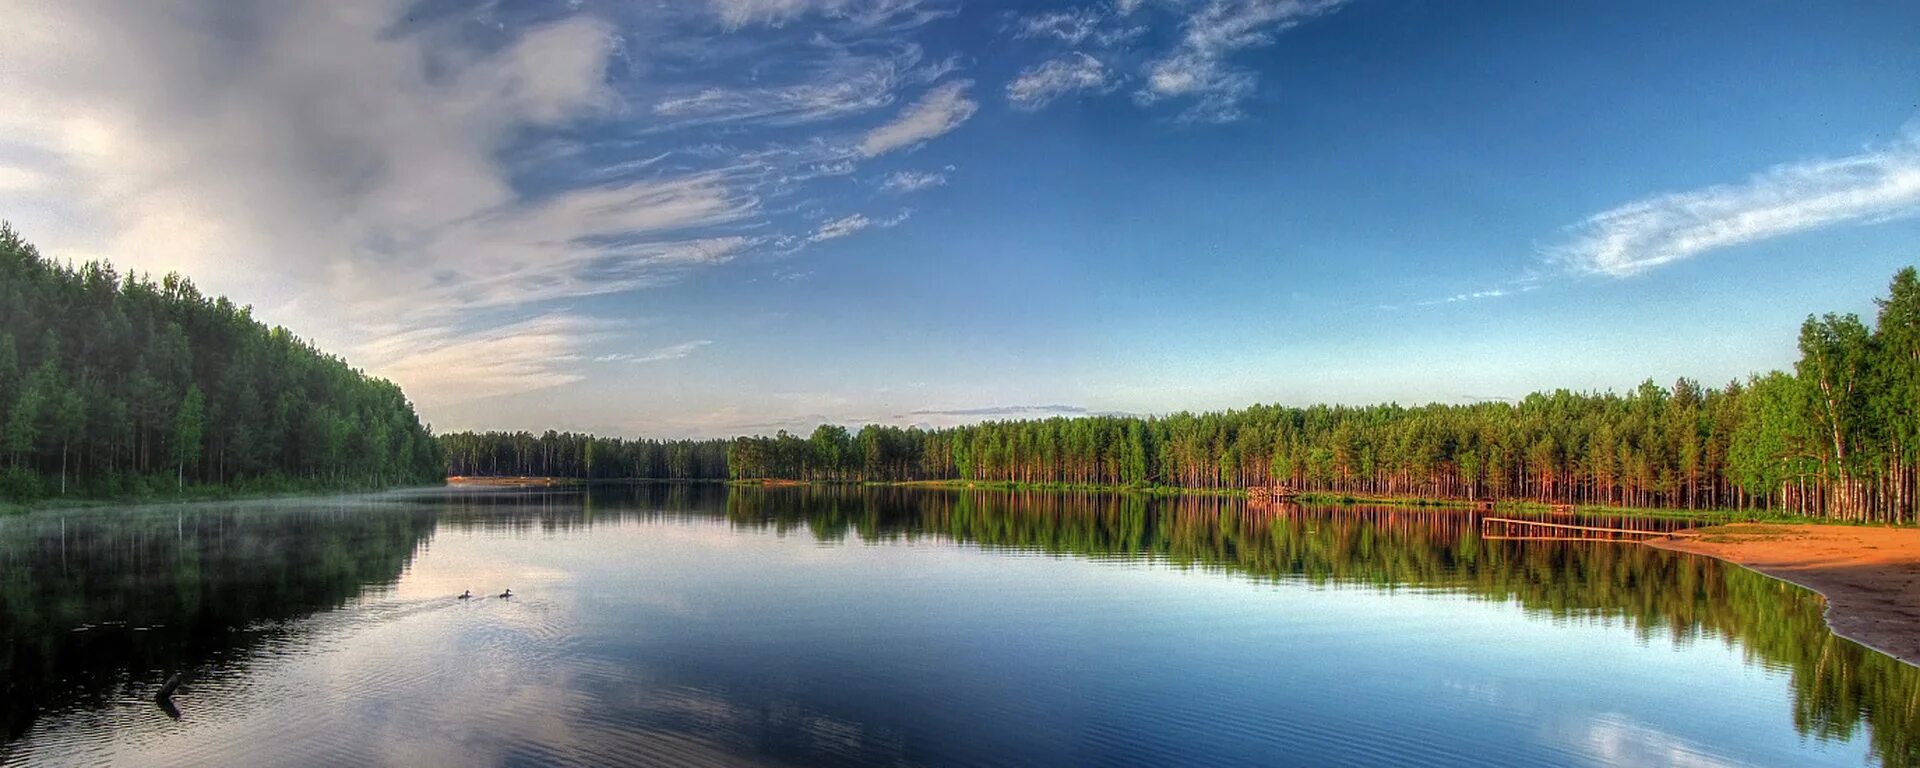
<box><xmin>808</xmin><ymin>210</ymin><xmax>909</xmax><ymax>242</ymax></box>
<box><xmin>1009</xmin><ymin>5</ymin><xmax>1145</xmax><ymax>48</ymax></box>
<box><xmin>1012</xmin><ymin>9</ymin><xmax>1106</xmax><ymax>45</ymax></box>
<box><xmin>597</xmin><ymin>340</ymin><xmax>714</xmax><ymax>364</ymax></box>
<box><xmin>0</xmin><ymin>0</ymin><xmax>983</xmax><ymax>427</ymax></box>
<box><xmin>650</xmin><ymin>79</ymin><xmax>892</xmax><ymax>126</ymax></box>
<box><xmin>810</xmin><ymin>213</ymin><xmax>875</xmax><ymax>242</ymax></box>
<box><xmin>0</xmin><ymin>5</ymin><xmax>789</xmax><ymax>393</ymax></box>
<box><xmin>1008</xmin><ymin>53</ymin><xmax>1113</xmax><ymax>110</ymax></box>
<box><xmin>648</xmin><ymin>43</ymin><xmax>942</xmax><ymax>129</ymax></box>
<box><xmin>1417</xmin><ymin>284</ymin><xmax>1541</xmax><ymax>306</ymax></box>
<box><xmin>859</xmin><ymin>80</ymin><xmax>979</xmax><ymax>156</ymax></box>
<box><xmin>815</xmin><ymin>160</ymin><xmax>858</xmax><ymax>176</ymax></box>
<box><xmin>1137</xmin><ymin>0</ymin><xmax>1347</xmax><ymax>122</ymax></box>
<box><xmin>356</xmin><ymin>314</ymin><xmax>607</xmax><ymax>405</ymax></box>
<box><xmin>708</xmin><ymin>0</ymin><xmax>955</xmax><ymax>30</ymax></box>
<box><xmin>880</xmin><ymin>169</ymin><xmax>948</xmax><ymax>193</ymax></box>
<box><xmin>1551</xmin><ymin>132</ymin><xmax>1920</xmax><ymax>277</ymax></box>
<box><xmin>1003</xmin><ymin>0</ymin><xmax>1340</xmax><ymax>122</ymax></box>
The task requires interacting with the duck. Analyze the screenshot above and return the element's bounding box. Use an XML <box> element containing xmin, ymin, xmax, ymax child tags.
<box><xmin>499</xmin><ymin>588</ymin><xmax>513</xmax><ymax>599</ymax></box>
<box><xmin>458</xmin><ymin>590</ymin><xmax>472</xmax><ymax>600</ymax></box>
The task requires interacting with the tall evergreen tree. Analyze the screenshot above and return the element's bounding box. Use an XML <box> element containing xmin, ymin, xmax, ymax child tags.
<box><xmin>0</xmin><ymin>223</ymin><xmax>443</xmax><ymax>501</ymax></box>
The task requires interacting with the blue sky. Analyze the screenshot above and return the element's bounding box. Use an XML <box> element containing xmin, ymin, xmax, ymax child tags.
<box><xmin>3</xmin><ymin>0</ymin><xmax>1918</xmax><ymax>436</ymax></box>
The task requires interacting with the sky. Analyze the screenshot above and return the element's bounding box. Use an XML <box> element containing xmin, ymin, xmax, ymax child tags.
<box><xmin>3</xmin><ymin>0</ymin><xmax>1919</xmax><ymax>438</ymax></box>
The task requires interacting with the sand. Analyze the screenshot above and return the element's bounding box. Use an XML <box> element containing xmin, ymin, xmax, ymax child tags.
<box><xmin>1647</xmin><ymin>524</ymin><xmax>1920</xmax><ymax>666</ymax></box>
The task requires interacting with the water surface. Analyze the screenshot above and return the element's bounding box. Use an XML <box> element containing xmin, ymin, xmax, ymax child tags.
<box><xmin>3</xmin><ymin>486</ymin><xmax>1916</xmax><ymax>766</ymax></box>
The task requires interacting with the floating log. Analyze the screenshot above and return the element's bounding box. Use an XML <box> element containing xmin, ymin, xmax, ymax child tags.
<box><xmin>156</xmin><ymin>672</ymin><xmax>183</xmax><ymax>700</ymax></box>
<box><xmin>155</xmin><ymin>671</ymin><xmax>184</xmax><ymax>720</ymax></box>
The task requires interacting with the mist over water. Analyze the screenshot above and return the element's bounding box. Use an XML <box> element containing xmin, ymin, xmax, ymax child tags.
<box><xmin>3</xmin><ymin>486</ymin><xmax>1915</xmax><ymax>767</ymax></box>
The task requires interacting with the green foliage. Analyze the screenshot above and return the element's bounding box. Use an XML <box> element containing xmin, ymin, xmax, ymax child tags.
<box><xmin>0</xmin><ymin>223</ymin><xmax>442</xmax><ymax>501</ymax></box>
<box><xmin>173</xmin><ymin>384</ymin><xmax>204</xmax><ymax>489</ymax></box>
<box><xmin>711</xmin><ymin>268</ymin><xmax>1920</xmax><ymax>524</ymax></box>
<box><xmin>437</xmin><ymin>429</ymin><xmax>728</xmax><ymax>480</ymax></box>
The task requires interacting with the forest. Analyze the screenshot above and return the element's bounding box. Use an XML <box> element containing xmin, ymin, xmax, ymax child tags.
<box><xmin>444</xmin><ymin>267</ymin><xmax>1920</xmax><ymax>525</ymax></box>
<box><xmin>0</xmin><ymin>225</ymin><xmax>443</xmax><ymax>501</ymax></box>
<box><xmin>438</xmin><ymin>430</ymin><xmax>728</xmax><ymax>481</ymax></box>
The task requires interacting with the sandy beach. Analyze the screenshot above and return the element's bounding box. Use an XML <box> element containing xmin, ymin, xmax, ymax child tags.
<box><xmin>1648</xmin><ymin>524</ymin><xmax>1920</xmax><ymax>666</ymax></box>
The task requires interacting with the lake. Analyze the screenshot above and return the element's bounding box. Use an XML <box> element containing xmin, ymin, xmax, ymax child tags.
<box><xmin>2</xmin><ymin>485</ymin><xmax>1916</xmax><ymax>767</ymax></box>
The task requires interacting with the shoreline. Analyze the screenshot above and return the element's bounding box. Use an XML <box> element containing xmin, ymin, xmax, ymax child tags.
<box><xmin>1</xmin><ymin>481</ymin><xmax>446</xmax><ymax>515</ymax></box>
<box><xmin>441</xmin><ymin>477</ymin><xmax>1850</xmax><ymax>523</ymax></box>
<box><xmin>1647</xmin><ymin>524</ymin><xmax>1920</xmax><ymax>667</ymax></box>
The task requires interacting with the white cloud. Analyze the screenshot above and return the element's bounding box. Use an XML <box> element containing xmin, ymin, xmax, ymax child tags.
<box><xmin>652</xmin><ymin>82</ymin><xmax>890</xmax><ymax>125</ymax></box>
<box><xmin>809</xmin><ymin>213</ymin><xmax>874</xmax><ymax>242</ymax></box>
<box><xmin>859</xmin><ymin>80</ymin><xmax>978</xmax><ymax>156</ymax></box>
<box><xmin>815</xmin><ymin>160</ymin><xmax>858</xmax><ymax>176</ymax></box>
<box><xmin>0</xmin><ymin>2</ymin><xmax>805</xmax><ymax>423</ymax></box>
<box><xmin>356</xmin><ymin>314</ymin><xmax>606</xmax><ymax>405</ymax></box>
<box><xmin>1007</xmin><ymin>53</ymin><xmax>1112</xmax><ymax>110</ymax></box>
<box><xmin>333</xmin><ymin>177</ymin><xmax>758</xmax><ymax>319</ymax></box>
<box><xmin>1552</xmin><ymin>133</ymin><xmax>1920</xmax><ymax>277</ymax></box>
<box><xmin>649</xmin><ymin>44</ymin><xmax>941</xmax><ymax>129</ymax></box>
<box><xmin>1417</xmin><ymin>284</ymin><xmax>1541</xmax><ymax>306</ymax></box>
<box><xmin>708</xmin><ymin>0</ymin><xmax>953</xmax><ymax>30</ymax></box>
<box><xmin>807</xmin><ymin>209</ymin><xmax>909</xmax><ymax>242</ymax></box>
<box><xmin>880</xmin><ymin>170</ymin><xmax>947</xmax><ymax>193</ymax></box>
<box><xmin>0</xmin><ymin>166</ymin><xmax>48</xmax><ymax>193</ymax></box>
<box><xmin>1138</xmin><ymin>0</ymin><xmax>1347</xmax><ymax>122</ymax></box>
<box><xmin>598</xmin><ymin>340</ymin><xmax>714</xmax><ymax>364</ymax></box>
<box><xmin>1014</xmin><ymin>10</ymin><xmax>1106</xmax><ymax>45</ymax></box>
<box><xmin>1010</xmin><ymin>5</ymin><xmax>1144</xmax><ymax>48</ymax></box>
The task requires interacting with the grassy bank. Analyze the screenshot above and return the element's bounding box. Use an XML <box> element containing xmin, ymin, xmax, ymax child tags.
<box><xmin>865</xmin><ymin>479</ymin><xmax>1247</xmax><ymax>497</ymax></box>
<box><xmin>1477</xmin><ymin>500</ymin><xmax>1911</xmax><ymax>526</ymax></box>
<box><xmin>0</xmin><ymin>477</ymin><xmax>446</xmax><ymax>515</ymax></box>
<box><xmin>1291</xmin><ymin>492</ymin><xmax>1481</xmax><ymax>508</ymax></box>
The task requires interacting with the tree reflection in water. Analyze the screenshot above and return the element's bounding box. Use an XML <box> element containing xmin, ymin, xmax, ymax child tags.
<box><xmin>2</xmin><ymin>485</ymin><xmax>1915</xmax><ymax>766</ymax></box>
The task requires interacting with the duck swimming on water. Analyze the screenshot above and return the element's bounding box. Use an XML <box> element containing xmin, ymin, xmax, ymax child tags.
<box><xmin>499</xmin><ymin>588</ymin><xmax>512</xmax><ymax>599</ymax></box>
<box><xmin>458</xmin><ymin>590</ymin><xmax>472</xmax><ymax>600</ymax></box>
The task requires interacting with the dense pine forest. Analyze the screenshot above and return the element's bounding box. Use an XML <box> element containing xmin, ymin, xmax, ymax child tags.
<box><xmin>439</xmin><ymin>431</ymin><xmax>728</xmax><ymax>480</ymax></box>
<box><xmin>0</xmin><ymin>226</ymin><xmax>442</xmax><ymax>502</ymax></box>
<box><xmin>443</xmin><ymin>267</ymin><xmax>1920</xmax><ymax>525</ymax></box>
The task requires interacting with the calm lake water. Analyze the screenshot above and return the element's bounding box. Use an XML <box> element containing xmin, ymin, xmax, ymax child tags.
<box><xmin>2</xmin><ymin>485</ymin><xmax>1917</xmax><ymax>767</ymax></box>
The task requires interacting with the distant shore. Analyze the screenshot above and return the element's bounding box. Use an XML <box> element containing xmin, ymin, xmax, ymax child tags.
<box><xmin>1648</xmin><ymin>525</ymin><xmax>1920</xmax><ymax>667</ymax></box>
<box><xmin>446</xmin><ymin>475</ymin><xmax>583</xmax><ymax>487</ymax></box>
<box><xmin>444</xmin><ymin>476</ymin><xmax>1833</xmax><ymax>522</ymax></box>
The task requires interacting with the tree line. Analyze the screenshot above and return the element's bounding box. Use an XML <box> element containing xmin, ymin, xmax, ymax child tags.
<box><xmin>443</xmin><ymin>268</ymin><xmax>1920</xmax><ymax>524</ymax></box>
<box><xmin>718</xmin><ymin>268</ymin><xmax>1917</xmax><ymax>524</ymax></box>
<box><xmin>0</xmin><ymin>225</ymin><xmax>443</xmax><ymax>501</ymax></box>
<box><xmin>438</xmin><ymin>430</ymin><xmax>728</xmax><ymax>480</ymax></box>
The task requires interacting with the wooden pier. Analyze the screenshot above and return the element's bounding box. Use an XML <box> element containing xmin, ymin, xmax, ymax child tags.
<box><xmin>1480</xmin><ymin>517</ymin><xmax>1690</xmax><ymax>543</ymax></box>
